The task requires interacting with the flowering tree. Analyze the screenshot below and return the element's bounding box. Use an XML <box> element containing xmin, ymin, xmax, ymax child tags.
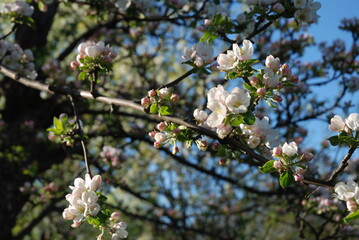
<box><xmin>1</xmin><ymin>0</ymin><xmax>359</xmax><ymax>239</ymax></box>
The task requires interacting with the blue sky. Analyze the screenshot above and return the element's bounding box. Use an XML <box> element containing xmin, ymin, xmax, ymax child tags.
<box><xmin>300</xmin><ymin>0</ymin><xmax>359</xmax><ymax>149</ymax></box>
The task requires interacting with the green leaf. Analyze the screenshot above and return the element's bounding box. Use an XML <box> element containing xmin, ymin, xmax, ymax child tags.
<box><xmin>279</xmin><ymin>170</ymin><xmax>294</xmax><ymax>188</ymax></box>
<box><xmin>344</xmin><ymin>210</ymin><xmax>359</xmax><ymax>224</ymax></box>
<box><xmin>225</xmin><ymin>71</ymin><xmax>239</xmax><ymax>80</ymax></box>
<box><xmin>231</xmin><ymin>116</ymin><xmax>243</xmax><ymax>126</ymax></box>
<box><xmin>53</xmin><ymin>117</ymin><xmax>63</xmax><ymax>130</ymax></box>
<box><xmin>244</xmin><ymin>83</ymin><xmax>256</xmax><ymax>92</ymax></box>
<box><xmin>243</xmin><ymin>111</ymin><xmax>256</xmax><ymax>125</ymax></box>
<box><xmin>259</xmin><ymin>160</ymin><xmax>277</xmax><ymax>174</ymax></box>
<box><xmin>159</xmin><ymin>105</ymin><xmax>172</xmax><ymax>115</ymax></box>
<box><xmin>200</xmin><ymin>31</ymin><xmax>212</xmax><ymax>43</ymax></box>
<box><xmin>149</xmin><ymin>103</ymin><xmax>159</xmax><ymax>114</ymax></box>
<box><xmin>78</xmin><ymin>71</ymin><xmax>87</xmax><ymax>81</ymax></box>
<box><xmin>327</xmin><ymin>136</ymin><xmax>339</xmax><ymax>146</ymax></box>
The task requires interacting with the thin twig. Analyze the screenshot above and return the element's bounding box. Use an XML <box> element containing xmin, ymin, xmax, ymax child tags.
<box><xmin>69</xmin><ymin>95</ymin><xmax>92</xmax><ymax>177</ymax></box>
<box><xmin>327</xmin><ymin>146</ymin><xmax>357</xmax><ymax>183</ymax></box>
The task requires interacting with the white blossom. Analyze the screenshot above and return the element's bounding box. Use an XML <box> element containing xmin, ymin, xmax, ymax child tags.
<box><xmin>225</xmin><ymin>87</ymin><xmax>251</xmax><ymax>114</ymax></box>
<box><xmin>334</xmin><ymin>181</ymin><xmax>359</xmax><ymax>202</ymax></box>
<box><xmin>193</xmin><ymin>109</ymin><xmax>208</xmax><ymax>123</ymax></box>
<box><xmin>233</xmin><ymin>40</ymin><xmax>253</xmax><ymax>61</ymax></box>
<box><xmin>345</xmin><ymin>113</ymin><xmax>359</xmax><ymax>132</ymax></box>
<box><xmin>328</xmin><ymin>115</ymin><xmax>346</xmax><ymax>132</ymax></box>
<box><xmin>282</xmin><ymin>142</ymin><xmax>298</xmax><ymax>157</ymax></box>
<box><xmin>265</xmin><ymin>55</ymin><xmax>280</xmax><ymax>70</ymax></box>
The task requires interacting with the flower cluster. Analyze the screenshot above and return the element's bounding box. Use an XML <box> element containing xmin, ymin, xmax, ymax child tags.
<box><xmin>71</xmin><ymin>41</ymin><xmax>118</xmax><ymax>81</ymax></box>
<box><xmin>100</xmin><ymin>145</ymin><xmax>123</xmax><ymax>167</ymax></box>
<box><xmin>141</xmin><ymin>88</ymin><xmax>179</xmax><ymax>116</ymax></box>
<box><xmin>194</xmin><ymin>84</ymin><xmax>252</xmax><ymax>139</ymax></box>
<box><xmin>0</xmin><ymin>1</ymin><xmax>34</xmax><ymax>16</ymax></box>
<box><xmin>329</xmin><ymin>114</ymin><xmax>359</xmax><ymax>133</ymax></box>
<box><xmin>327</xmin><ymin>113</ymin><xmax>359</xmax><ymax>148</ymax></box>
<box><xmin>182</xmin><ymin>43</ymin><xmax>214</xmax><ymax>67</ymax></box>
<box><xmin>293</xmin><ymin>0</ymin><xmax>321</xmax><ymax>24</ymax></box>
<box><xmin>334</xmin><ymin>181</ymin><xmax>359</xmax><ymax>213</ymax></box>
<box><xmin>260</xmin><ymin>141</ymin><xmax>314</xmax><ymax>188</ymax></box>
<box><xmin>109</xmin><ymin>212</ymin><xmax>128</xmax><ymax>240</ymax></box>
<box><xmin>63</xmin><ymin>174</ymin><xmax>102</xmax><ymax>227</ymax></box>
<box><xmin>240</xmin><ymin>116</ymin><xmax>279</xmax><ymax>149</ymax></box>
<box><xmin>217</xmin><ymin>40</ymin><xmax>253</xmax><ymax>71</ymax></box>
<box><xmin>0</xmin><ymin>40</ymin><xmax>37</xmax><ymax>79</ymax></box>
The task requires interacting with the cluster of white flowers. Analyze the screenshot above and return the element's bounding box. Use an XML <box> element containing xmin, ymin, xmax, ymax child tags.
<box><xmin>328</xmin><ymin>113</ymin><xmax>359</xmax><ymax>133</ymax></box>
<box><xmin>111</xmin><ymin>221</ymin><xmax>128</xmax><ymax>240</ymax></box>
<box><xmin>193</xmin><ymin>85</ymin><xmax>251</xmax><ymax>139</ymax></box>
<box><xmin>62</xmin><ymin>174</ymin><xmax>102</xmax><ymax>227</ymax></box>
<box><xmin>71</xmin><ymin>41</ymin><xmax>118</xmax><ymax>69</ymax></box>
<box><xmin>292</xmin><ymin>0</ymin><xmax>321</xmax><ymax>24</ymax></box>
<box><xmin>100</xmin><ymin>145</ymin><xmax>123</xmax><ymax>167</ymax></box>
<box><xmin>217</xmin><ymin>40</ymin><xmax>253</xmax><ymax>71</ymax></box>
<box><xmin>0</xmin><ymin>1</ymin><xmax>34</xmax><ymax>16</ymax></box>
<box><xmin>182</xmin><ymin>43</ymin><xmax>214</xmax><ymax>67</ymax></box>
<box><xmin>240</xmin><ymin>116</ymin><xmax>279</xmax><ymax>149</ymax></box>
<box><xmin>334</xmin><ymin>181</ymin><xmax>359</xmax><ymax>212</ymax></box>
<box><xmin>0</xmin><ymin>40</ymin><xmax>37</xmax><ymax>79</ymax></box>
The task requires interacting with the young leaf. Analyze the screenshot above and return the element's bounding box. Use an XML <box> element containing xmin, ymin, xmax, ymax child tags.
<box><xmin>243</xmin><ymin>111</ymin><xmax>256</xmax><ymax>125</ymax></box>
<box><xmin>149</xmin><ymin>103</ymin><xmax>159</xmax><ymax>114</ymax></box>
<box><xmin>159</xmin><ymin>105</ymin><xmax>172</xmax><ymax>115</ymax></box>
<box><xmin>344</xmin><ymin>210</ymin><xmax>359</xmax><ymax>224</ymax></box>
<box><xmin>259</xmin><ymin>160</ymin><xmax>276</xmax><ymax>174</ymax></box>
<box><xmin>78</xmin><ymin>71</ymin><xmax>87</xmax><ymax>81</ymax></box>
<box><xmin>279</xmin><ymin>170</ymin><xmax>294</xmax><ymax>188</ymax></box>
<box><xmin>327</xmin><ymin>136</ymin><xmax>339</xmax><ymax>146</ymax></box>
<box><xmin>53</xmin><ymin>117</ymin><xmax>63</xmax><ymax>131</ymax></box>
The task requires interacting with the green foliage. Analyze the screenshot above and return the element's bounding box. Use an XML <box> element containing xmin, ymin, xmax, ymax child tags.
<box><xmin>344</xmin><ymin>210</ymin><xmax>359</xmax><ymax>224</ymax></box>
<box><xmin>259</xmin><ymin>160</ymin><xmax>277</xmax><ymax>174</ymax></box>
<box><xmin>279</xmin><ymin>169</ymin><xmax>294</xmax><ymax>188</ymax></box>
<box><xmin>328</xmin><ymin>132</ymin><xmax>359</xmax><ymax>148</ymax></box>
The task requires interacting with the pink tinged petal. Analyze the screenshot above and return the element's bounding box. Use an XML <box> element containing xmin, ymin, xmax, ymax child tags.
<box><xmin>346</xmin><ymin>113</ymin><xmax>359</xmax><ymax>131</ymax></box>
<box><xmin>328</xmin><ymin>115</ymin><xmax>345</xmax><ymax>132</ymax></box>
<box><xmin>62</xmin><ymin>208</ymin><xmax>74</xmax><ymax>220</ymax></box>
<box><xmin>206</xmin><ymin>112</ymin><xmax>225</xmax><ymax>128</ymax></box>
<box><xmin>82</xmin><ymin>190</ymin><xmax>98</xmax><ymax>204</ymax></box>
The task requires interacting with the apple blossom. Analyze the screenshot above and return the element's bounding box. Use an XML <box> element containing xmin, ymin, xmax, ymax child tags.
<box><xmin>193</xmin><ymin>109</ymin><xmax>208</xmax><ymax>123</ymax></box>
<box><xmin>182</xmin><ymin>43</ymin><xmax>214</xmax><ymax>67</ymax></box>
<box><xmin>328</xmin><ymin>115</ymin><xmax>346</xmax><ymax>132</ymax></box>
<box><xmin>217</xmin><ymin>50</ymin><xmax>240</xmax><ymax>71</ymax></box>
<box><xmin>263</xmin><ymin>68</ymin><xmax>281</xmax><ymax>88</ymax></box>
<box><xmin>265</xmin><ymin>55</ymin><xmax>280</xmax><ymax>70</ymax></box>
<box><xmin>247</xmin><ymin>135</ymin><xmax>261</xmax><ymax>149</ymax></box>
<box><xmin>334</xmin><ymin>181</ymin><xmax>359</xmax><ymax>202</ymax></box>
<box><xmin>112</xmin><ymin>222</ymin><xmax>128</xmax><ymax>239</ymax></box>
<box><xmin>272</xmin><ymin>147</ymin><xmax>282</xmax><ymax>156</ymax></box>
<box><xmin>345</xmin><ymin>113</ymin><xmax>359</xmax><ymax>132</ymax></box>
<box><xmin>233</xmin><ymin>40</ymin><xmax>253</xmax><ymax>61</ymax></box>
<box><xmin>273</xmin><ymin>160</ymin><xmax>283</xmax><ymax>170</ymax></box>
<box><xmin>154</xmin><ymin>132</ymin><xmax>166</xmax><ymax>143</ymax></box>
<box><xmin>156</xmin><ymin>122</ymin><xmax>167</xmax><ymax>131</ymax></box>
<box><xmin>216</xmin><ymin>124</ymin><xmax>232</xmax><ymax>139</ymax></box>
<box><xmin>158</xmin><ymin>87</ymin><xmax>169</xmax><ymax>98</ymax></box>
<box><xmin>282</xmin><ymin>142</ymin><xmax>298</xmax><ymax>157</ymax></box>
<box><xmin>0</xmin><ymin>1</ymin><xmax>34</xmax><ymax>16</ymax></box>
<box><xmin>225</xmin><ymin>88</ymin><xmax>251</xmax><ymax>114</ymax></box>
<box><xmin>141</xmin><ymin>97</ymin><xmax>151</xmax><ymax>107</ymax></box>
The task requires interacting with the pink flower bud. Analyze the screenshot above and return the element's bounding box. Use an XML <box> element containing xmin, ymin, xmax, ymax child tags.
<box><xmin>212</xmin><ymin>142</ymin><xmax>220</xmax><ymax>151</ymax></box>
<box><xmin>281</xmin><ymin>63</ymin><xmax>291</xmax><ymax>76</ymax></box>
<box><xmin>173</xmin><ymin>128</ymin><xmax>180</xmax><ymax>134</ymax></box>
<box><xmin>273</xmin><ymin>3</ymin><xmax>285</xmax><ymax>14</ymax></box>
<box><xmin>273</xmin><ymin>95</ymin><xmax>283</xmax><ymax>103</ymax></box>
<box><xmin>256</xmin><ymin>87</ymin><xmax>267</xmax><ymax>97</ymax></box>
<box><xmin>153</xmin><ymin>142</ymin><xmax>161</xmax><ymax>148</ymax></box>
<box><xmin>111</xmin><ymin>212</ymin><xmax>120</xmax><ymax>221</ymax></box>
<box><xmin>218</xmin><ymin>158</ymin><xmax>226</xmax><ymax>165</ymax></box>
<box><xmin>272</xmin><ymin>147</ymin><xmax>282</xmax><ymax>156</ymax></box>
<box><xmin>346</xmin><ymin>199</ymin><xmax>357</xmax><ymax>212</ymax></box>
<box><xmin>294</xmin><ymin>174</ymin><xmax>304</xmax><ymax>182</ymax></box>
<box><xmin>158</xmin><ymin>88</ymin><xmax>169</xmax><ymax>99</ymax></box>
<box><xmin>154</xmin><ymin>132</ymin><xmax>166</xmax><ymax>143</ymax></box>
<box><xmin>141</xmin><ymin>97</ymin><xmax>150</xmax><ymax>107</ymax></box>
<box><xmin>273</xmin><ymin>160</ymin><xmax>283</xmax><ymax>170</ymax></box>
<box><xmin>70</xmin><ymin>61</ymin><xmax>79</xmax><ymax>70</ymax></box>
<box><xmin>196</xmin><ymin>140</ymin><xmax>208</xmax><ymax>151</ymax></box>
<box><xmin>156</xmin><ymin>122</ymin><xmax>167</xmax><ymax>131</ymax></box>
<box><xmin>148</xmin><ymin>89</ymin><xmax>156</xmax><ymax>97</ymax></box>
<box><xmin>92</xmin><ymin>175</ymin><xmax>102</xmax><ymax>190</ymax></box>
<box><xmin>170</xmin><ymin>93</ymin><xmax>179</xmax><ymax>102</ymax></box>
<box><xmin>148</xmin><ymin>131</ymin><xmax>156</xmax><ymax>138</ymax></box>
<box><xmin>250</xmin><ymin>76</ymin><xmax>259</xmax><ymax>86</ymax></box>
<box><xmin>291</xmin><ymin>75</ymin><xmax>299</xmax><ymax>83</ymax></box>
<box><xmin>204</xmin><ymin>19</ymin><xmax>211</xmax><ymax>26</ymax></box>
<box><xmin>302</xmin><ymin>152</ymin><xmax>314</xmax><ymax>161</ymax></box>
<box><xmin>103</xmin><ymin>55</ymin><xmax>112</xmax><ymax>63</ymax></box>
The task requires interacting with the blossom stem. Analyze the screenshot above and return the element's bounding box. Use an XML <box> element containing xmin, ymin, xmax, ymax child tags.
<box><xmin>327</xmin><ymin>146</ymin><xmax>357</xmax><ymax>183</ymax></box>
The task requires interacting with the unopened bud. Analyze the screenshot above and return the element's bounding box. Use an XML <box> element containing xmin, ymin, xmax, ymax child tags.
<box><xmin>273</xmin><ymin>95</ymin><xmax>283</xmax><ymax>103</ymax></box>
<box><xmin>173</xmin><ymin>128</ymin><xmax>180</xmax><ymax>134</ymax></box>
<box><xmin>250</xmin><ymin>76</ymin><xmax>259</xmax><ymax>86</ymax></box>
<box><xmin>148</xmin><ymin>131</ymin><xmax>156</xmax><ymax>138</ymax></box>
<box><xmin>196</xmin><ymin>140</ymin><xmax>208</xmax><ymax>151</ymax></box>
<box><xmin>158</xmin><ymin>88</ymin><xmax>169</xmax><ymax>99</ymax></box>
<box><xmin>70</xmin><ymin>61</ymin><xmax>79</xmax><ymax>70</ymax></box>
<box><xmin>204</xmin><ymin>19</ymin><xmax>211</xmax><ymax>26</ymax></box>
<box><xmin>273</xmin><ymin>160</ymin><xmax>283</xmax><ymax>170</ymax></box>
<box><xmin>212</xmin><ymin>142</ymin><xmax>220</xmax><ymax>151</ymax></box>
<box><xmin>111</xmin><ymin>212</ymin><xmax>120</xmax><ymax>221</ymax></box>
<box><xmin>294</xmin><ymin>174</ymin><xmax>304</xmax><ymax>182</ymax></box>
<box><xmin>148</xmin><ymin>89</ymin><xmax>156</xmax><ymax>97</ymax></box>
<box><xmin>256</xmin><ymin>87</ymin><xmax>267</xmax><ymax>97</ymax></box>
<box><xmin>156</xmin><ymin>122</ymin><xmax>167</xmax><ymax>131</ymax></box>
<box><xmin>272</xmin><ymin>147</ymin><xmax>282</xmax><ymax>156</ymax></box>
<box><xmin>172</xmin><ymin>146</ymin><xmax>179</xmax><ymax>155</ymax></box>
<box><xmin>273</xmin><ymin>3</ymin><xmax>285</xmax><ymax>14</ymax></box>
<box><xmin>141</xmin><ymin>97</ymin><xmax>151</xmax><ymax>107</ymax></box>
<box><xmin>302</xmin><ymin>152</ymin><xmax>314</xmax><ymax>161</ymax></box>
<box><xmin>170</xmin><ymin>93</ymin><xmax>179</xmax><ymax>102</ymax></box>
